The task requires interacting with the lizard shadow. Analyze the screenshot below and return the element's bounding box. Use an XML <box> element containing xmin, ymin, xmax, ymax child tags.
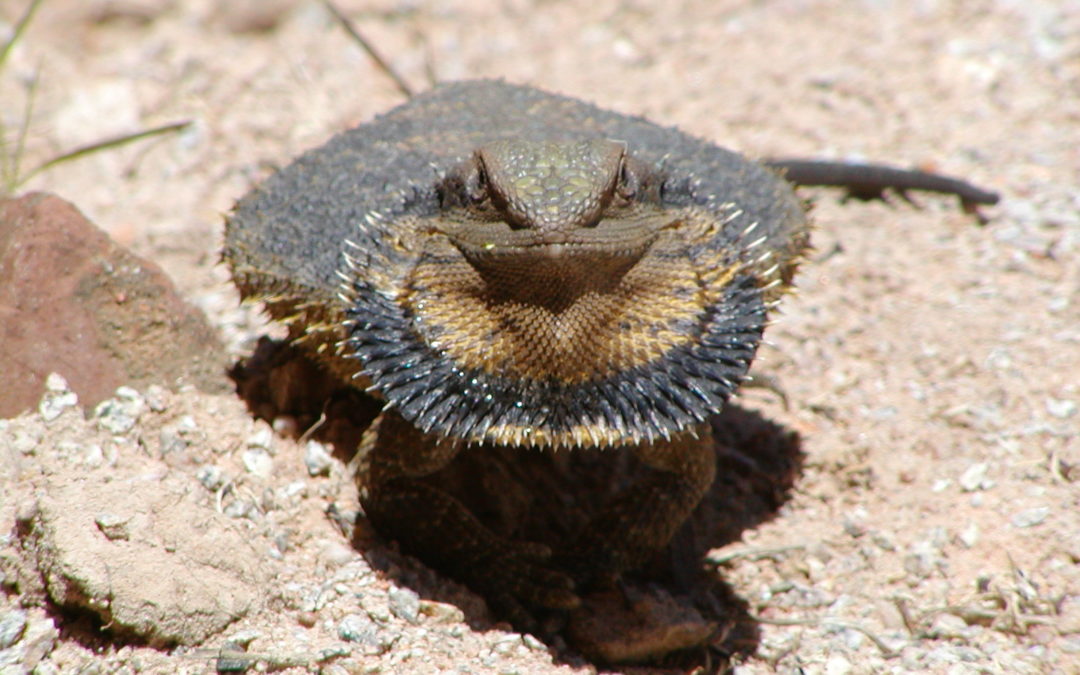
<box><xmin>230</xmin><ymin>338</ymin><xmax>804</xmax><ymax>673</ymax></box>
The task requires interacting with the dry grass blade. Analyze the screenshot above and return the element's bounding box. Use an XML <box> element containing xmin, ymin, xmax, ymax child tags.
<box><xmin>1</xmin><ymin>0</ymin><xmax>44</xmax><ymax>194</ymax></box>
<box><xmin>748</xmin><ymin>612</ymin><xmax>901</xmax><ymax>657</ymax></box>
<box><xmin>321</xmin><ymin>0</ymin><xmax>414</xmax><ymax>99</ymax></box>
<box><xmin>2</xmin><ymin>1</ymin><xmax>191</xmax><ymax>195</ymax></box>
<box><xmin>0</xmin><ymin>65</ymin><xmax>38</xmax><ymax>193</ymax></box>
<box><xmin>0</xmin><ymin>0</ymin><xmax>43</xmax><ymax>72</ymax></box>
<box><xmin>14</xmin><ymin>120</ymin><xmax>192</xmax><ymax>189</ymax></box>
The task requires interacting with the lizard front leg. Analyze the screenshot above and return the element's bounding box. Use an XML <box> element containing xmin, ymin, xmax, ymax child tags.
<box><xmin>358</xmin><ymin>409</ymin><xmax>580</xmax><ymax>621</ymax></box>
<box><xmin>556</xmin><ymin>425</ymin><xmax>717</xmax><ymax>587</ymax></box>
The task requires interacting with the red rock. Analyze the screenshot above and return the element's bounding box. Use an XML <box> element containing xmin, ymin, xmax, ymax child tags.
<box><xmin>0</xmin><ymin>192</ymin><xmax>227</xmax><ymax>418</ymax></box>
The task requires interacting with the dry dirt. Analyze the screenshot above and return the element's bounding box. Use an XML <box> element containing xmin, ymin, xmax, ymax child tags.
<box><xmin>1</xmin><ymin>0</ymin><xmax>1078</xmax><ymax>673</ymax></box>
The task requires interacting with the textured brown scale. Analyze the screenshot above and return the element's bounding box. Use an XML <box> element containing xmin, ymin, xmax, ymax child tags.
<box><xmin>405</xmin><ymin>233</ymin><xmax>710</xmax><ymax>384</ymax></box>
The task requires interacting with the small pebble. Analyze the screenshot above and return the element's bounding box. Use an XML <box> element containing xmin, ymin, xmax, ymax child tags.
<box><xmin>273</xmin><ymin>532</ymin><xmax>290</xmax><ymax>554</ymax></box>
<box><xmin>83</xmin><ymin>443</ymin><xmax>105</xmax><ymax>467</ymax></box>
<box><xmin>842</xmin><ymin>515</ymin><xmax>867</xmax><ymax>538</ymax></box>
<box><xmin>226</xmin><ymin>629</ymin><xmax>261</xmax><ymax>648</ymax></box>
<box><xmin>159</xmin><ymin>428</ymin><xmax>189</xmax><ymax>456</ymax></box>
<box><xmin>1046</xmin><ymin>398</ymin><xmax>1077</xmax><ymax>419</ymax></box>
<box><xmin>12</xmin><ymin>428</ymin><xmax>43</xmax><ymax>454</ymax></box>
<box><xmin>1011</xmin><ymin>507</ymin><xmax>1049</xmax><ymax>528</ymax></box>
<box><xmin>224</xmin><ymin>499</ymin><xmax>253</xmax><ymax>519</ymax></box>
<box><xmin>144</xmin><ymin>384</ymin><xmax>168</xmax><ymax>412</ymax></box>
<box><xmin>0</xmin><ymin>610</ymin><xmax>27</xmax><ymax>650</ymax></box>
<box><xmin>338</xmin><ymin>613</ymin><xmax>377</xmax><ymax>644</ymax></box>
<box><xmin>419</xmin><ymin>600</ymin><xmax>465</xmax><ymax>624</ymax></box>
<box><xmin>1060</xmin><ymin>637</ymin><xmax>1080</xmax><ymax>654</ymax></box>
<box><xmin>272</xmin><ymin>415</ymin><xmax>299</xmax><ymax>436</ymax></box>
<box><xmin>304</xmin><ymin>440</ymin><xmax>334</xmax><ymax>476</ymax></box>
<box><xmin>281</xmin><ymin>480</ymin><xmax>306</xmax><ymax>499</ymax></box>
<box><xmin>242</xmin><ymin>448</ymin><xmax>274</xmax><ymax>478</ymax></box>
<box><xmin>44</xmin><ymin>373</ymin><xmax>70</xmax><ymax>393</ymax></box>
<box><xmin>246</xmin><ymin>425</ymin><xmax>275</xmax><ymax>452</ymax></box>
<box><xmin>39</xmin><ymin>373</ymin><xmax>78</xmax><ymax>422</ymax></box>
<box><xmin>491</xmin><ymin>634</ymin><xmax>522</xmax><ymax>655</ymax></box>
<box><xmin>196</xmin><ymin>464</ymin><xmax>226</xmax><ymax>491</ymax></box>
<box><xmin>319</xmin><ymin>540</ymin><xmax>356</xmax><ymax>568</ymax></box>
<box><xmin>296</xmin><ymin>611</ymin><xmax>318</xmax><ymax>628</ymax></box>
<box><xmin>930</xmin><ymin>613</ymin><xmax>970</xmax><ymax>639</ymax></box>
<box><xmin>94</xmin><ymin>386</ymin><xmax>146</xmax><ymax>434</ymax></box>
<box><xmin>177</xmin><ymin>415</ymin><xmax>199</xmax><ymax>432</ymax></box>
<box><xmin>522</xmin><ymin>634</ymin><xmax>546</xmax><ymax>651</ymax></box>
<box><xmin>872</xmin><ymin>531</ymin><xmax>896</xmax><ymax>552</ymax></box>
<box><xmin>825</xmin><ymin>654</ymin><xmax>853</xmax><ymax>675</ymax></box>
<box><xmin>957</xmin><ymin>522</ymin><xmax>980</xmax><ymax>548</ymax></box>
<box><xmin>959</xmin><ymin>463</ymin><xmax>990</xmax><ymax>492</ymax></box>
<box><xmin>388</xmin><ymin>586</ymin><xmax>421</xmax><ymax>624</ymax></box>
<box><xmin>94</xmin><ymin>513</ymin><xmax>131</xmax><ymax>541</ymax></box>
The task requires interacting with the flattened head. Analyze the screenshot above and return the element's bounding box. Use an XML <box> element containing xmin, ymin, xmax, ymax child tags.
<box><xmin>434</xmin><ymin>139</ymin><xmax>667</xmax><ymax>312</ymax></box>
<box><xmin>470</xmin><ymin>139</ymin><xmax>627</xmax><ymax>235</ymax></box>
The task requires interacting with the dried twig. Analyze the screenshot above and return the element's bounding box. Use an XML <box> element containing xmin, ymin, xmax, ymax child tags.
<box><xmin>16</xmin><ymin>120</ymin><xmax>192</xmax><ymax>188</ymax></box>
<box><xmin>749</xmin><ymin>612</ymin><xmax>900</xmax><ymax>657</ymax></box>
<box><xmin>707</xmin><ymin>544</ymin><xmax>806</xmax><ymax>566</ymax></box>
<box><xmin>321</xmin><ymin>0</ymin><xmax>413</xmax><ymax>99</ymax></box>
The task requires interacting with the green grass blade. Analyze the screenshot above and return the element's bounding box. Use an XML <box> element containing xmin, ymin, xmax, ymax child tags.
<box><xmin>2</xmin><ymin>66</ymin><xmax>39</xmax><ymax>191</ymax></box>
<box><xmin>0</xmin><ymin>0</ymin><xmax>45</xmax><ymax>72</ymax></box>
<box><xmin>15</xmin><ymin>119</ymin><xmax>192</xmax><ymax>188</ymax></box>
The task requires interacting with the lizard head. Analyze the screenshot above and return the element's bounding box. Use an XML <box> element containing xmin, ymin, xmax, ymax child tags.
<box><xmin>434</xmin><ymin>139</ymin><xmax>668</xmax><ymax>309</ymax></box>
<box><xmin>340</xmin><ymin>140</ymin><xmax>770</xmax><ymax>448</ymax></box>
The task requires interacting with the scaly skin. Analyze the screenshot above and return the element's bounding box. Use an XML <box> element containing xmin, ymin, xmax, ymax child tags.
<box><xmin>224</xmin><ymin>80</ymin><xmax>809</xmax><ymax>621</ymax></box>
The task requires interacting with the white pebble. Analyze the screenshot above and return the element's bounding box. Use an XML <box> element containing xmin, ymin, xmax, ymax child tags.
<box><xmin>144</xmin><ymin>384</ymin><xmax>168</xmax><ymax>412</ymax></box>
<box><xmin>825</xmin><ymin>654</ymin><xmax>853</xmax><ymax>675</ymax></box>
<box><xmin>1046</xmin><ymin>398</ymin><xmax>1077</xmax><ymax>419</ymax></box>
<box><xmin>246</xmin><ymin>425</ymin><xmax>275</xmax><ymax>452</ymax></box>
<box><xmin>1011</xmin><ymin>507</ymin><xmax>1049</xmax><ymax>528</ymax></box>
<box><xmin>83</xmin><ymin>444</ymin><xmax>105</xmax><ymax>468</ymax></box>
<box><xmin>94</xmin><ymin>387</ymin><xmax>146</xmax><ymax>434</ymax></box>
<box><xmin>242</xmin><ymin>448</ymin><xmax>274</xmax><ymax>478</ymax></box>
<box><xmin>12</xmin><ymin>428</ymin><xmax>42</xmax><ymax>454</ymax></box>
<box><xmin>958</xmin><ymin>522</ymin><xmax>980</xmax><ymax>548</ymax></box>
<box><xmin>44</xmin><ymin>373</ymin><xmax>70</xmax><ymax>393</ymax></box>
<box><xmin>196</xmin><ymin>464</ymin><xmax>226</xmax><ymax>490</ymax></box>
<box><xmin>38</xmin><ymin>374</ymin><xmax>78</xmax><ymax>422</ymax></box>
<box><xmin>959</xmin><ymin>463</ymin><xmax>989</xmax><ymax>492</ymax></box>
<box><xmin>320</xmin><ymin>540</ymin><xmax>356</xmax><ymax>567</ymax></box>
<box><xmin>304</xmin><ymin>440</ymin><xmax>335</xmax><ymax>476</ymax></box>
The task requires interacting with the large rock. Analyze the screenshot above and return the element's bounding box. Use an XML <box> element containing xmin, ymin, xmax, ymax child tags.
<box><xmin>0</xmin><ymin>192</ymin><xmax>227</xmax><ymax>418</ymax></box>
<box><xmin>12</xmin><ymin>465</ymin><xmax>266</xmax><ymax>646</ymax></box>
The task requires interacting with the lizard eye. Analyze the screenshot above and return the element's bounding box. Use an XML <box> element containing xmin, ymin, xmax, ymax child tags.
<box><xmin>616</xmin><ymin>158</ymin><xmax>639</xmax><ymax>202</ymax></box>
<box><xmin>464</xmin><ymin>163</ymin><xmax>489</xmax><ymax>205</ymax></box>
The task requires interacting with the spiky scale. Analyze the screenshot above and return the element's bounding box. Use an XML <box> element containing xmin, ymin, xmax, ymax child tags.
<box><xmin>222</xmin><ymin>79</ymin><xmax>810</xmax><ymax>631</ymax></box>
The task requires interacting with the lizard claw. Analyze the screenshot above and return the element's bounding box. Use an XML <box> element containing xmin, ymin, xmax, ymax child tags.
<box><xmin>467</xmin><ymin>539</ymin><xmax>581</xmax><ymax>614</ymax></box>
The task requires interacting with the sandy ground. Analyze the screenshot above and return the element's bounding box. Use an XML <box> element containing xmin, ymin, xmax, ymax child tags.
<box><xmin>1</xmin><ymin>0</ymin><xmax>1078</xmax><ymax>673</ymax></box>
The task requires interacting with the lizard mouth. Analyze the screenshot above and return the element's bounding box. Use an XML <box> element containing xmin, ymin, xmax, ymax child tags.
<box><xmin>440</xmin><ymin>212</ymin><xmax>670</xmax><ymax>252</ymax></box>
<box><xmin>440</xmin><ymin>214</ymin><xmax>676</xmax><ymax>302</ymax></box>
